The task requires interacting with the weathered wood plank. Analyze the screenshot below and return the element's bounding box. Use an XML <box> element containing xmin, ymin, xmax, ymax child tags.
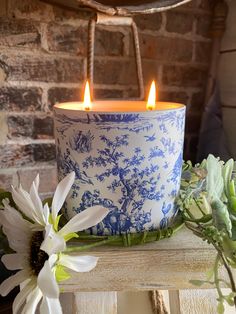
<box><xmin>74</xmin><ymin>292</ymin><xmax>117</xmax><ymax>314</ymax></box>
<box><xmin>60</xmin><ymin>228</ymin><xmax>223</xmax><ymax>292</ymax></box>
<box><xmin>169</xmin><ymin>290</ymin><xmax>181</xmax><ymax>314</ymax></box>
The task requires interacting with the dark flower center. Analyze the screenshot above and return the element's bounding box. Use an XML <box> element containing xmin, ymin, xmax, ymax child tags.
<box><xmin>30</xmin><ymin>231</ymin><xmax>49</xmax><ymax>275</ymax></box>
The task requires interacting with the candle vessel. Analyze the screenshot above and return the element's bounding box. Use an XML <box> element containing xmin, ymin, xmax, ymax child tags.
<box><xmin>54</xmin><ymin>99</ymin><xmax>185</xmax><ymax>235</ymax></box>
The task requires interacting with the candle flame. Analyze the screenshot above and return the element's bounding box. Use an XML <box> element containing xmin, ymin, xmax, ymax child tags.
<box><xmin>146</xmin><ymin>81</ymin><xmax>156</xmax><ymax>111</ymax></box>
<box><xmin>83</xmin><ymin>81</ymin><xmax>92</xmax><ymax>111</ymax></box>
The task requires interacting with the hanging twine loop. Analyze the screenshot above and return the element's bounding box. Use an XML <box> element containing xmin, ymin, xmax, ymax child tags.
<box><xmin>87</xmin><ymin>13</ymin><xmax>144</xmax><ymax>100</ymax></box>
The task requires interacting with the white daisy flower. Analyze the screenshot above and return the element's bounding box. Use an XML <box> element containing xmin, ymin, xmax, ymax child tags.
<box><xmin>0</xmin><ymin>172</ymin><xmax>109</xmax><ymax>314</ymax></box>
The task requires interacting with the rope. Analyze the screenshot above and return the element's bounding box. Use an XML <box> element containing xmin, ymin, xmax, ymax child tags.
<box><xmin>87</xmin><ymin>17</ymin><xmax>96</xmax><ymax>97</ymax></box>
<box><xmin>86</xmin><ymin>15</ymin><xmax>145</xmax><ymax>100</ymax></box>
<box><xmin>131</xmin><ymin>20</ymin><xmax>145</xmax><ymax>100</ymax></box>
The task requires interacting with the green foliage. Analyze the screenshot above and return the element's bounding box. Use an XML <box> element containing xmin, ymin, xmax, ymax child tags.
<box><xmin>180</xmin><ymin>155</ymin><xmax>236</xmax><ymax>312</ymax></box>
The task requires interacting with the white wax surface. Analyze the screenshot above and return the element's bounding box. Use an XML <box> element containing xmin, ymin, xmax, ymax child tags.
<box><xmin>54</xmin><ymin>101</ymin><xmax>185</xmax><ymax>112</ymax></box>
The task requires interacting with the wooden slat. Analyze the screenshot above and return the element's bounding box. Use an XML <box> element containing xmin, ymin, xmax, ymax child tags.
<box><xmin>169</xmin><ymin>291</ymin><xmax>181</xmax><ymax>314</ymax></box>
<box><xmin>178</xmin><ymin>290</ymin><xmax>218</xmax><ymax>314</ymax></box>
<box><xmin>60</xmin><ymin>228</ymin><xmax>223</xmax><ymax>292</ymax></box>
<box><xmin>74</xmin><ymin>292</ymin><xmax>117</xmax><ymax>314</ymax></box>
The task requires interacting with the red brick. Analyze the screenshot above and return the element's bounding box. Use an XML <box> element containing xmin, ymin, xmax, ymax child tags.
<box><xmin>1</xmin><ymin>54</ymin><xmax>84</xmax><ymax>83</ymax></box>
<box><xmin>33</xmin><ymin>116</ymin><xmax>54</xmax><ymax>139</ymax></box>
<box><xmin>0</xmin><ymin>144</ymin><xmax>34</xmax><ymax>168</ymax></box>
<box><xmin>197</xmin><ymin>0</ymin><xmax>215</xmax><ymax>12</ymax></box>
<box><xmin>0</xmin><ymin>0</ymin><xmax>7</xmax><ymax>17</ymax></box>
<box><xmin>0</xmin><ymin>173</ymin><xmax>14</xmax><ymax>190</ymax></box>
<box><xmin>94</xmin><ymin>59</ymin><xmax>137</xmax><ymax>85</ymax></box>
<box><xmin>95</xmin><ymin>28</ymin><xmax>124</xmax><ymax>57</ymax></box>
<box><xmin>0</xmin><ymin>18</ymin><xmax>40</xmax><ymax>47</ymax></box>
<box><xmin>123</xmin><ymin>88</ymin><xmax>139</xmax><ymax>98</ymax></box>
<box><xmin>134</xmin><ymin>13</ymin><xmax>162</xmax><ymax>31</ymax></box>
<box><xmin>139</xmin><ymin>35</ymin><xmax>193</xmax><ymax>62</ymax></box>
<box><xmin>191</xmin><ymin>91</ymin><xmax>205</xmax><ymax>113</ymax></box>
<box><xmin>159</xmin><ymin>91</ymin><xmax>189</xmax><ymax>105</ymax></box>
<box><xmin>0</xmin><ymin>59</ymin><xmax>9</xmax><ymax>78</ymax></box>
<box><xmin>166</xmin><ymin>11</ymin><xmax>194</xmax><ymax>34</ymax></box>
<box><xmin>46</xmin><ymin>23</ymin><xmax>124</xmax><ymax>57</ymax></box>
<box><xmin>162</xmin><ymin>65</ymin><xmax>208</xmax><ymax>87</ymax></box>
<box><xmin>196</xmin><ymin>15</ymin><xmax>212</xmax><ymax>38</ymax></box>
<box><xmin>7</xmin><ymin>115</ymin><xmax>33</xmax><ymax>138</ymax></box>
<box><xmin>94</xmin><ymin>89</ymin><xmax>123</xmax><ymax>99</ymax></box>
<box><xmin>16</xmin><ymin>166</ymin><xmax>58</xmax><ymax>193</ymax></box>
<box><xmin>53</xmin><ymin>5</ymin><xmax>91</xmax><ymax>22</ymax></box>
<box><xmin>195</xmin><ymin>41</ymin><xmax>212</xmax><ymax>63</ymax></box>
<box><xmin>8</xmin><ymin>0</ymin><xmax>55</xmax><ymax>22</ymax></box>
<box><xmin>32</xmin><ymin>143</ymin><xmax>56</xmax><ymax>162</ymax></box>
<box><xmin>142</xmin><ymin>60</ymin><xmax>159</xmax><ymax>86</ymax></box>
<box><xmin>46</xmin><ymin>23</ymin><xmax>87</xmax><ymax>55</ymax></box>
<box><xmin>48</xmin><ymin>87</ymin><xmax>81</xmax><ymax>109</ymax></box>
<box><xmin>0</xmin><ymin>87</ymin><xmax>42</xmax><ymax>111</ymax></box>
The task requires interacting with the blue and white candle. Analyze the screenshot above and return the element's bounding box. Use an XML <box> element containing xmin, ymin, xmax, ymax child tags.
<box><xmin>54</xmin><ymin>82</ymin><xmax>186</xmax><ymax>235</ymax></box>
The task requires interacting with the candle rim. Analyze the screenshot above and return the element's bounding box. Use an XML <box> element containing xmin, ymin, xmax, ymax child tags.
<box><xmin>54</xmin><ymin>101</ymin><xmax>185</xmax><ymax>113</ymax></box>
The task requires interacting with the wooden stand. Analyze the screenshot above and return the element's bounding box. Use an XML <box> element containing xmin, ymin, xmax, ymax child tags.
<box><xmin>59</xmin><ymin>228</ymin><xmax>234</xmax><ymax>313</ymax></box>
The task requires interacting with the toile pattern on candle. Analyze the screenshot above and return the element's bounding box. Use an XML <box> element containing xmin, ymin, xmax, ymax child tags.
<box><xmin>54</xmin><ymin>100</ymin><xmax>185</xmax><ymax>235</ymax></box>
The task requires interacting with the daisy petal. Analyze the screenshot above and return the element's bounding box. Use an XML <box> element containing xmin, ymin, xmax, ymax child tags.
<box><xmin>40</xmin><ymin>297</ymin><xmax>62</xmax><ymax>314</ymax></box>
<box><xmin>1</xmin><ymin>199</ymin><xmax>32</xmax><ymax>231</ymax></box>
<box><xmin>37</xmin><ymin>261</ymin><xmax>59</xmax><ymax>299</ymax></box>
<box><xmin>58</xmin><ymin>206</ymin><xmax>109</xmax><ymax>236</ymax></box>
<box><xmin>33</xmin><ymin>174</ymin><xmax>40</xmax><ymax>192</ymax></box>
<box><xmin>0</xmin><ymin>269</ymin><xmax>30</xmax><ymax>296</ymax></box>
<box><xmin>11</xmin><ymin>187</ymin><xmax>44</xmax><ymax>226</ymax></box>
<box><xmin>40</xmin><ymin>225</ymin><xmax>66</xmax><ymax>255</ymax></box>
<box><xmin>11</xmin><ymin>186</ymin><xmax>36</xmax><ymax>222</ymax></box>
<box><xmin>43</xmin><ymin>203</ymin><xmax>50</xmax><ymax>224</ymax></box>
<box><xmin>22</xmin><ymin>286</ymin><xmax>42</xmax><ymax>314</ymax></box>
<box><xmin>59</xmin><ymin>254</ymin><xmax>98</xmax><ymax>272</ymax></box>
<box><xmin>2</xmin><ymin>253</ymin><xmax>28</xmax><ymax>270</ymax></box>
<box><xmin>13</xmin><ymin>279</ymin><xmax>36</xmax><ymax>314</ymax></box>
<box><xmin>30</xmin><ymin>181</ymin><xmax>45</xmax><ymax>225</ymax></box>
<box><xmin>51</xmin><ymin>172</ymin><xmax>75</xmax><ymax>222</ymax></box>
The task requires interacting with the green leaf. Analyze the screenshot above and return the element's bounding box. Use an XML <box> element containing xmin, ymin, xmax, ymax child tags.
<box><xmin>206</xmin><ymin>155</ymin><xmax>224</xmax><ymax>200</ymax></box>
<box><xmin>55</xmin><ymin>265</ymin><xmax>71</xmax><ymax>282</ymax></box>
<box><xmin>211</xmin><ymin>199</ymin><xmax>232</xmax><ymax>237</ymax></box>
<box><xmin>223</xmin><ymin>159</ymin><xmax>234</xmax><ymax>198</ymax></box>
<box><xmin>223</xmin><ymin>294</ymin><xmax>235</xmax><ymax>306</ymax></box>
<box><xmin>229</xmin><ymin>180</ymin><xmax>236</xmax><ymax>197</ymax></box>
<box><xmin>230</xmin><ymin>220</ymin><xmax>236</xmax><ymax>241</ymax></box>
<box><xmin>189</xmin><ymin>280</ymin><xmax>206</xmax><ymax>287</ymax></box>
<box><xmin>54</xmin><ymin>214</ymin><xmax>62</xmax><ymax>232</ymax></box>
<box><xmin>206</xmin><ymin>268</ymin><xmax>214</xmax><ymax>280</ymax></box>
<box><xmin>64</xmin><ymin>232</ymin><xmax>79</xmax><ymax>242</ymax></box>
<box><xmin>217</xmin><ymin>301</ymin><xmax>225</xmax><ymax>314</ymax></box>
<box><xmin>230</xmin><ymin>196</ymin><xmax>236</xmax><ymax>212</ymax></box>
<box><xmin>0</xmin><ymin>190</ymin><xmax>15</xmax><ymax>207</ymax></box>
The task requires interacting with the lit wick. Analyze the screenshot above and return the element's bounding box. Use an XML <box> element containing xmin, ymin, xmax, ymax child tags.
<box><xmin>83</xmin><ymin>81</ymin><xmax>92</xmax><ymax>111</ymax></box>
<box><xmin>146</xmin><ymin>81</ymin><xmax>156</xmax><ymax>111</ymax></box>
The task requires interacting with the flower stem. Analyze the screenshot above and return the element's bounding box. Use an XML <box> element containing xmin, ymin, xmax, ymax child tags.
<box><xmin>64</xmin><ymin>237</ymin><xmax>118</xmax><ymax>253</ymax></box>
<box><xmin>185</xmin><ymin>223</ymin><xmax>236</xmax><ymax>310</ymax></box>
<box><xmin>218</xmin><ymin>250</ymin><xmax>236</xmax><ymax>309</ymax></box>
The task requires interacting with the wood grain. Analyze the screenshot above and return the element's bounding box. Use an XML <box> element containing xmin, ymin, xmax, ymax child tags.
<box><xmin>74</xmin><ymin>292</ymin><xmax>117</xmax><ymax>314</ymax></box>
<box><xmin>60</xmin><ymin>228</ymin><xmax>222</xmax><ymax>292</ymax></box>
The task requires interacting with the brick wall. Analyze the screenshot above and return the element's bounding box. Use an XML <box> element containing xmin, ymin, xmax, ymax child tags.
<box><xmin>0</xmin><ymin>0</ymin><xmax>213</xmax><ymax>195</ymax></box>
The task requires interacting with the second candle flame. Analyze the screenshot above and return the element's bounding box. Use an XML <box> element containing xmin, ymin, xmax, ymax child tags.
<box><xmin>83</xmin><ymin>81</ymin><xmax>92</xmax><ymax>111</ymax></box>
<box><xmin>146</xmin><ymin>81</ymin><xmax>156</xmax><ymax>111</ymax></box>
